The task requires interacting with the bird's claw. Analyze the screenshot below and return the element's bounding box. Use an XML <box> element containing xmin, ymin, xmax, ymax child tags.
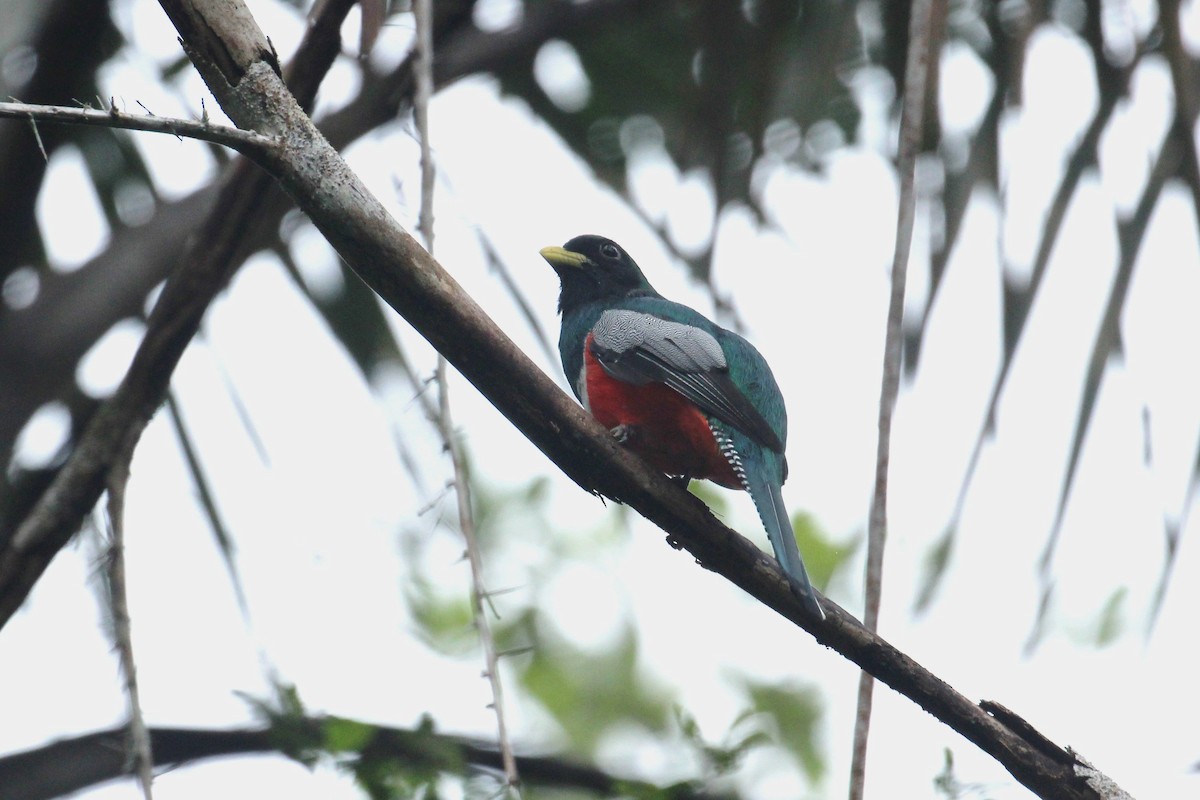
<box><xmin>610</xmin><ymin>424</ymin><xmax>639</xmax><ymax>444</ymax></box>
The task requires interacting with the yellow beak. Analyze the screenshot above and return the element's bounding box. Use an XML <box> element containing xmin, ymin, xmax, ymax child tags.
<box><xmin>539</xmin><ymin>245</ymin><xmax>590</xmax><ymax>269</ymax></box>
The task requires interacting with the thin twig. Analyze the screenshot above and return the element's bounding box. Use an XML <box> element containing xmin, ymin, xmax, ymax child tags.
<box><xmin>0</xmin><ymin>100</ymin><xmax>274</xmax><ymax>158</ymax></box>
<box><xmin>413</xmin><ymin>0</ymin><xmax>519</xmax><ymax>792</ymax></box>
<box><xmin>849</xmin><ymin>1</ymin><xmax>937</xmax><ymax>798</ymax></box>
<box><xmin>26</xmin><ymin>113</ymin><xmax>47</xmax><ymax>161</ymax></box>
<box><xmin>164</xmin><ymin>392</ymin><xmax>250</xmax><ymax>617</ymax></box>
<box><xmin>104</xmin><ymin>435</ymin><xmax>154</xmax><ymax>800</ymax></box>
<box><xmin>1149</xmin><ymin>441</ymin><xmax>1200</xmax><ymax>631</ymax></box>
<box><xmin>474</xmin><ymin>229</ymin><xmax>559</xmax><ymax>367</ymax></box>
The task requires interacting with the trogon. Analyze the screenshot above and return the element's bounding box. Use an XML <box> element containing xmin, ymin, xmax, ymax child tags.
<box><xmin>540</xmin><ymin>235</ymin><xmax>824</xmax><ymax>620</ymax></box>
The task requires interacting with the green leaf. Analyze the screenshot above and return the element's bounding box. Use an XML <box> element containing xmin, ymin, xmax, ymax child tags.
<box><xmin>933</xmin><ymin>746</ymin><xmax>995</xmax><ymax>799</ymax></box>
<box><xmin>1095</xmin><ymin>587</ymin><xmax>1127</xmax><ymax>647</ymax></box>
<box><xmin>518</xmin><ymin>613</ymin><xmax>672</xmax><ymax>755</ymax></box>
<box><xmin>237</xmin><ymin>683</ymin><xmax>321</xmax><ymax>767</ymax></box>
<box><xmin>406</xmin><ymin>578</ymin><xmax>477</xmax><ymax>658</ymax></box>
<box><xmin>933</xmin><ymin>748</ymin><xmax>958</xmax><ymax>798</ymax></box>
<box><xmin>323</xmin><ymin>717</ymin><xmax>377</xmax><ymax>754</ymax></box>
<box><xmin>791</xmin><ymin>511</ymin><xmax>855</xmax><ymax>591</ymax></box>
<box><xmin>342</xmin><ymin>716</ymin><xmax>465</xmax><ymax>800</ymax></box>
<box><xmin>673</xmin><ymin>704</ymin><xmax>770</xmax><ymax>777</ymax></box>
<box><xmin>914</xmin><ymin>527</ymin><xmax>956</xmax><ymax>613</ymax></box>
<box><xmin>739</xmin><ymin>678</ymin><xmax>825</xmax><ymax>782</ymax></box>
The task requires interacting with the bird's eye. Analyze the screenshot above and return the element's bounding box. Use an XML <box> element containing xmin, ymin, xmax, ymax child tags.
<box><xmin>599</xmin><ymin>243</ymin><xmax>620</xmax><ymax>260</ymax></box>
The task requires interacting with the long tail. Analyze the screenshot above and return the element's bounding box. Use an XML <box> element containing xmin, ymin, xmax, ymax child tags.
<box><xmin>747</xmin><ymin>474</ymin><xmax>826</xmax><ymax>621</ymax></box>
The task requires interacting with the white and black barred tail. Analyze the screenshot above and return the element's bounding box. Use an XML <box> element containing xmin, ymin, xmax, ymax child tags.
<box><xmin>713</xmin><ymin>425</ymin><xmax>824</xmax><ymax>621</ymax></box>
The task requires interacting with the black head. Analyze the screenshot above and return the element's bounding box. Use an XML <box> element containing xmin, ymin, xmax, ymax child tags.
<box><xmin>540</xmin><ymin>235</ymin><xmax>658</xmax><ymax>313</ymax></box>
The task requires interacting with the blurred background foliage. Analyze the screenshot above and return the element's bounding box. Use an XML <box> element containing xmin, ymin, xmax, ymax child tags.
<box><xmin>1</xmin><ymin>0</ymin><xmax>1198</xmax><ymax>797</ymax></box>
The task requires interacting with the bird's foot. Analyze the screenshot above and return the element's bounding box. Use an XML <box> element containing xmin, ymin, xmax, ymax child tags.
<box><xmin>668</xmin><ymin>474</ymin><xmax>692</xmax><ymax>488</ymax></box>
<box><xmin>610</xmin><ymin>424</ymin><xmax>640</xmax><ymax>445</ymax></box>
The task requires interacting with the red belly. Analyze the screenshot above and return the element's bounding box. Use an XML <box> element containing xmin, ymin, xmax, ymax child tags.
<box><xmin>583</xmin><ymin>335</ymin><xmax>740</xmax><ymax>488</ymax></box>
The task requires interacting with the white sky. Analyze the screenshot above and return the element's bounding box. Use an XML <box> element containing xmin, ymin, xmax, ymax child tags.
<box><xmin>4</xmin><ymin>0</ymin><xmax>1200</xmax><ymax>798</ymax></box>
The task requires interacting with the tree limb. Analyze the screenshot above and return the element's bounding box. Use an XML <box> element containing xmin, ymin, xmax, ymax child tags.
<box><xmin>0</xmin><ymin>720</ymin><xmax>733</xmax><ymax>800</ymax></box>
<box><xmin>0</xmin><ymin>101</ymin><xmax>275</xmax><ymax>158</ymax></box>
<box><xmin>851</xmin><ymin>0</ymin><xmax>941</xmax><ymax>797</ymax></box>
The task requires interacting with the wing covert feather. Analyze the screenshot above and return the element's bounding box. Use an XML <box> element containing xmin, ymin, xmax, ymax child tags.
<box><xmin>590</xmin><ymin>309</ymin><xmax>783</xmax><ymax>452</ymax></box>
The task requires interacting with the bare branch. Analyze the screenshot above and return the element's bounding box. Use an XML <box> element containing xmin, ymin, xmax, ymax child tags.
<box><xmin>103</xmin><ymin>437</ymin><xmax>154</xmax><ymax>799</ymax></box>
<box><xmin>164</xmin><ymin>392</ymin><xmax>250</xmax><ymax>616</ymax></box>
<box><xmin>474</xmin><ymin>229</ymin><xmax>559</xmax><ymax>367</ymax></box>
<box><xmin>1151</xmin><ymin>440</ymin><xmax>1200</xmax><ymax>629</ymax></box>
<box><xmin>0</xmin><ymin>720</ymin><xmax>735</xmax><ymax>800</ymax></box>
<box><xmin>26</xmin><ymin>114</ymin><xmax>47</xmax><ymax>161</ymax></box>
<box><xmin>850</xmin><ymin>0</ymin><xmax>941</xmax><ymax>797</ymax></box>
<box><xmin>0</xmin><ymin>100</ymin><xmax>275</xmax><ymax>158</ymax></box>
<box><xmin>414</xmin><ymin>0</ymin><xmax>520</xmax><ymax>790</ymax></box>
<box><xmin>414</xmin><ymin>0</ymin><xmax>435</xmax><ymax>251</ymax></box>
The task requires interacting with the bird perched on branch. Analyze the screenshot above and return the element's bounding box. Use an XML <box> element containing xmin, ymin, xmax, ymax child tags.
<box><xmin>540</xmin><ymin>235</ymin><xmax>824</xmax><ymax>620</ymax></box>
